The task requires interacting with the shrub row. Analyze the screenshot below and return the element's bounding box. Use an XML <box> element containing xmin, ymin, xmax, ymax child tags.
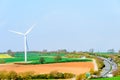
<box><xmin>0</xmin><ymin>70</ymin><xmax>75</xmax><ymax>80</ymax></box>
<box><xmin>112</xmin><ymin>67</ymin><xmax>120</xmax><ymax>76</ymax></box>
<box><xmin>95</xmin><ymin>57</ymin><xmax>105</xmax><ymax>70</ymax></box>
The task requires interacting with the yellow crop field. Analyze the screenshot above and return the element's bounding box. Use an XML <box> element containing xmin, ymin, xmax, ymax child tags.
<box><xmin>0</xmin><ymin>54</ymin><xmax>13</xmax><ymax>58</ymax></box>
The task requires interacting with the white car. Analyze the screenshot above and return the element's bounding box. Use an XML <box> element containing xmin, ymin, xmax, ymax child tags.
<box><xmin>106</xmin><ymin>73</ymin><xmax>113</xmax><ymax>77</ymax></box>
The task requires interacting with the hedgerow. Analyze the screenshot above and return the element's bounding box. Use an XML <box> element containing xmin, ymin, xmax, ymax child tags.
<box><xmin>0</xmin><ymin>70</ymin><xmax>75</xmax><ymax>80</ymax></box>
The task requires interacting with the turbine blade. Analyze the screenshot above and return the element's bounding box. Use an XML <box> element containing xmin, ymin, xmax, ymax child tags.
<box><xmin>9</xmin><ymin>30</ymin><xmax>24</xmax><ymax>35</ymax></box>
<box><xmin>26</xmin><ymin>38</ymin><xmax>29</xmax><ymax>51</ymax></box>
<box><xmin>25</xmin><ymin>24</ymin><xmax>36</xmax><ymax>35</ymax></box>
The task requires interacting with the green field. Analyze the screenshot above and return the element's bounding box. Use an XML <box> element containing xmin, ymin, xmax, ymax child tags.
<box><xmin>0</xmin><ymin>52</ymin><xmax>92</xmax><ymax>63</ymax></box>
<box><xmin>91</xmin><ymin>76</ymin><xmax>120</xmax><ymax>80</ymax></box>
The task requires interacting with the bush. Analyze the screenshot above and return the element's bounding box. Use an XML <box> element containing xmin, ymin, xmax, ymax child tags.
<box><xmin>93</xmin><ymin>70</ymin><xmax>100</xmax><ymax>76</ymax></box>
<box><xmin>7</xmin><ymin>71</ymin><xmax>17</xmax><ymax>80</ymax></box>
<box><xmin>54</xmin><ymin>55</ymin><xmax>62</xmax><ymax>62</ymax></box>
<box><xmin>112</xmin><ymin>67</ymin><xmax>120</xmax><ymax>76</ymax></box>
<box><xmin>39</xmin><ymin>57</ymin><xmax>45</xmax><ymax>64</ymax></box>
<box><xmin>95</xmin><ymin>57</ymin><xmax>104</xmax><ymax>70</ymax></box>
<box><xmin>89</xmin><ymin>68</ymin><xmax>94</xmax><ymax>75</ymax></box>
<box><xmin>76</xmin><ymin>73</ymin><xmax>86</xmax><ymax>80</ymax></box>
<box><xmin>63</xmin><ymin>73</ymin><xmax>75</xmax><ymax>79</ymax></box>
<box><xmin>0</xmin><ymin>70</ymin><xmax>74</xmax><ymax>79</ymax></box>
<box><xmin>48</xmin><ymin>71</ymin><xmax>64</xmax><ymax>79</ymax></box>
<box><xmin>18</xmin><ymin>71</ymin><xmax>34</xmax><ymax>80</ymax></box>
<box><xmin>32</xmin><ymin>74</ymin><xmax>48</xmax><ymax>79</ymax></box>
<box><xmin>0</xmin><ymin>70</ymin><xmax>8</xmax><ymax>79</ymax></box>
<box><xmin>32</xmin><ymin>71</ymin><xmax>74</xmax><ymax>79</ymax></box>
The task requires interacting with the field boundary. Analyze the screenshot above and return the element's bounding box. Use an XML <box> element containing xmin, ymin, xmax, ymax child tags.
<box><xmin>93</xmin><ymin>59</ymin><xmax>98</xmax><ymax>71</ymax></box>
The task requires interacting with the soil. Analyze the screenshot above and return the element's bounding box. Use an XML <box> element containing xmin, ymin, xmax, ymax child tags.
<box><xmin>0</xmin><ymin>62</ymin><xmax>94</xmax><ymax>75</ymax></box>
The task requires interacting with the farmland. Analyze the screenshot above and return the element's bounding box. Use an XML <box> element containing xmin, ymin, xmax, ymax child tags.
<box><xmin>0</xmin><ymin>52</ymin><xmax>92</xmax><ymax>63</ymax></box>
<box><xmin>0</xmin><ymin>62</ymin><xmax>94</xmax><ymax>75</ymax></box>
<box><xmin>0</xmin><ymin>54</ymin><xmax>13</xmax><ymax>58</ymax></box>
<box><xmin>2</xmin><ymin>52</ymin><xmax>114</xmax><ymax>79</ymax></box>
<box><xmin>0</xmin><ymin>52</ymin><xmax>95</xmax><ymax>76</ymax></box>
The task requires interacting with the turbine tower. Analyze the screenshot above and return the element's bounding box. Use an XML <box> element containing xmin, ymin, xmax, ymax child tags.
<box><xmin>9</xmin><ymin>24</ymin><xmax>35</xmax><ymax>62</ymax></box>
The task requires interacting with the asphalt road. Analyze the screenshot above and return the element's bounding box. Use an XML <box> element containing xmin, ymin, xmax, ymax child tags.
<box><xmin>99</xmin><ymin>57</ymin><xmax>117</xmax><ymax>77</ymax></box>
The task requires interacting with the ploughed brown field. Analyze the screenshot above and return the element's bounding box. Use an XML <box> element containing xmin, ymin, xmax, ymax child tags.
<box><xmin>0</xmin><ymin>62</ymin><xmax>94</xmax><ymax>75</ymax></box>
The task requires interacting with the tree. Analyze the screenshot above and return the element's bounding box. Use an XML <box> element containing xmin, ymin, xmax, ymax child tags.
<box><xmin>7</xmin><ymin>49</ymin><xmax>15</xmax><ymax>57</ymax></box>
<box><xmin>89</xmin><ymin>68</ymin><xmax>94</xmax><ymax>75</ymax></box>
<box><xmin>58</xmin><ymin>49</ymin><xmax>67</xmax><ymax>53</ymax></box>
<box><xmin>107</xmin><ymin>49</ymin><xmax>115</xmax><ymax>53</ymax></box>
<box><xmin>73</xmin><ymin>50</ymin><xmax>76</xmax><ymax>53</ymax></box>
<box><xmin>89</xmin><ymin>48</ymin><xmax>94</xmax><ymax>53</ymax></box>
<box><xmin>76</xmin><ymin>73</ymin><xmax>86</xmax><ymax>80</ymax></box>
<box><xmin>42</xmin><ymin>49</ymin><xmax>47</xmax><ymax>53</ymax></box>
<box><xmin>118</xmin><ymin>50</ymin><xmax>120</xmax><ymax>54</ymax></box>
<box><xmin>39</xmin><ymin>57</ymin><xmax>45</xmax><ymax>64</ymax></box>
<box><xmin>54</xmin><ymin>55</ymin><xmax>62</xmax><ymax>62</ymax></box>
<box><xmin>7</xmin><ymin>49</ymin><xmax>12</xmax><ymax>53</ymax></box>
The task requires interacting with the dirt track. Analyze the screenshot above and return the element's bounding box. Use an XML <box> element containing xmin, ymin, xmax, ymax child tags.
<box><xmin>0</xmin><ymin>62</ymin><xmax>94</xmax><ymax>75</ymax></box>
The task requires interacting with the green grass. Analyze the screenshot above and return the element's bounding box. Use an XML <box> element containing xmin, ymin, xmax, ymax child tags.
<box><xmin>4</xmin><ymin>52</ymin><xmax>42</xmax><ymax>63</ymax></box>
<box><xmin>32</xmin><ymin>57</ymin><xmax>92</xmax><ymax>64</ymax></box>
<box><xmin>91</xmin><ymin>76</ymin><xmax>120</xmax><ymax>80</ymax></box>
<box><xmin>1</xmin><ymin>52</ymin><xmax>92</xmax><ymax>64</ymax></box>
<box><xmin>31</xmin><ymin>56</ymin><xmax>92</xmax><ymax>64</ymax></box>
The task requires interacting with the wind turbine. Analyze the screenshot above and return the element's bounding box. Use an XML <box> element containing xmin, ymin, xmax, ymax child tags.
<box><xmin>9</xmin><ymin>24</ymin><xmax>35</xmax><ymax>62</ymax></box>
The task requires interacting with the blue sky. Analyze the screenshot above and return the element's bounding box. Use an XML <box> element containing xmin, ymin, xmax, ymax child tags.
<box><xmin>0</xmin><ymin>0</ymin><xmax>120</xmax><ymax>52</ymax></box>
